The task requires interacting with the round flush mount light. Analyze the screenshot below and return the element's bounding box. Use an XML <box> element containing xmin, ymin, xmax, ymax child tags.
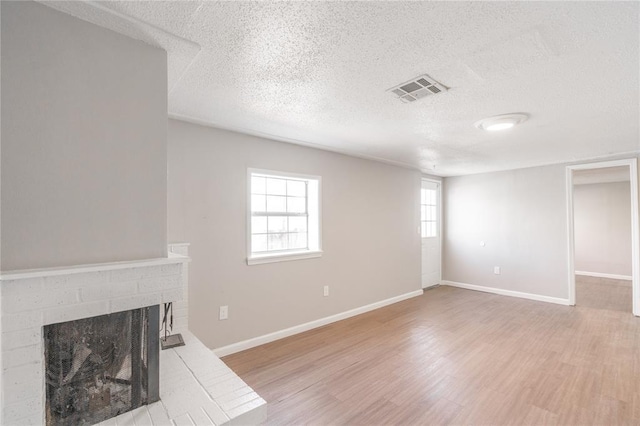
<box><xmin>474</xmin><ymin>113</ymin><xmax>529</xmax><ymax>131</ymax></box>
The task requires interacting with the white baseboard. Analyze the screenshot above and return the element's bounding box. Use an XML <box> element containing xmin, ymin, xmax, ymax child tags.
<box><xmin>213</xmin><ymin>289</ymin><xmax>424</xmax><ymax>357</ymax></box>
<box><xmin>441</xmin><ymin>280</ymin><xmax>570</xmax><ymax>306</ymax></box>
<box><xmin>575</xmin><ymin>271</ymin><xmax>632</xmax><ymax>281</ymax></box>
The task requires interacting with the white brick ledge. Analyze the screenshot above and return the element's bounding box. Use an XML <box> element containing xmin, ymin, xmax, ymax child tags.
<box><xmin>98</xmin><ymin>331</ymin><xmax>267</xmax><ymax>426</ymax></box>
<box><xmin>0</xmin><ymin>254</ymin><xmax>189</xmax><ymax>281</ymax></box>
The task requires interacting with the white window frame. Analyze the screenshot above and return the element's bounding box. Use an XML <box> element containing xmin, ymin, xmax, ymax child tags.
<box><xmin>247</xmin><ymin>168</ymin><xmax>322</xmax><ymax>265</ymax></box>
<box><xmin>421</xmin><ymin>185</ymin><xmax>438</xmax><ymax>238</ymax></box>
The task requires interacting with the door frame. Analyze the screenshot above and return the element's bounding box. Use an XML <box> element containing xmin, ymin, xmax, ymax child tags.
<box><xmin>565</xmin><ymin>158</ymin><xmax>639</xmax><ymax>315</ymax></box>
<box><xmin>421</xmin><ymin>178</ymin><xmax>443</xmax><ymax>288</ymax></box>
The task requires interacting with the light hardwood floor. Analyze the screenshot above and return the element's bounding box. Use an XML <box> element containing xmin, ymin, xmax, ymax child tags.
<box><xmin>576</xmin><ymin>275</ymin><xmax>632</xmax><ymax>313</ymax></box>
<box><xmin>223</xmin><ymin>286</ymin><xmax>640</xmax><ymax>425</ymax></box>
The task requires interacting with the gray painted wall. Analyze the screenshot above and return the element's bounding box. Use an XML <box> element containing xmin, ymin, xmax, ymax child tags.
<box><xmin>443</xmin><ymin>164</ymin><xmax>569</xmax><ymax>299</ymax></box>
<box><xmin>1</xmin><ymin>1</ymin><xmax>168</xmax><ymax>271</ymax></box>
<box><xmin>167</xmin><ymin>119</ymin><xmax>421</xmax><ymax>349</ymax></box>
<box><xmin>574</xmin><ymin>182</ymin><xmax>632</xmax><ymax>276</ymax></box>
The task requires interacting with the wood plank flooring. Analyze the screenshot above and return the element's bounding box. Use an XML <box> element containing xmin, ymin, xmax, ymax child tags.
<box><xmin>576</xmin><ymin>275</ymin><xmax>632</xmax><ymax>313</ymax></box>
<box><xmin>222</xmin><ymin>286</ymin><xmax>640</xmax><ymax>425</ymax></box>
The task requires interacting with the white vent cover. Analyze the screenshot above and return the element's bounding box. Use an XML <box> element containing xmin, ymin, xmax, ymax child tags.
<box><xmin>388</xmin><ymin>74</ymin><xmax>448</xmax><ymax>103</ymax></box>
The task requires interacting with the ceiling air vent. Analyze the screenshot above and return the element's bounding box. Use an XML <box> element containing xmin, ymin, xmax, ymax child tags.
<box><xmin>388</xmin><ymin>74</ymin><xmax>448</xmax><ymax>103</ymax></box>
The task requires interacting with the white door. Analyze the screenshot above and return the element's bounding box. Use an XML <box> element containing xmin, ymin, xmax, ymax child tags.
<box><xmin>421</xmin><ymin>180</ymin><xmax>441</xmax><ymax>288</ymax></box>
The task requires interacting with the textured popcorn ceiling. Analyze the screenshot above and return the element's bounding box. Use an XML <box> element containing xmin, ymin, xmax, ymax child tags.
<box><xmin>44</xmin><ymin>1</ymin><xmax>639</xmax><ymax>176</ymax></box>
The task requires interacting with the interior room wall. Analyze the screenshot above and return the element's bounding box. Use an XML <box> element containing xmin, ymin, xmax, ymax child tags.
<box><xmin>443</xmin><ymin>163</ymin><xmax>569</xmax><ymax>299</ymax></box>
<box><xmin>167</xmin><ymin>118</ymin><xmax>421</xmax><ymax>349</ymax></box>
<box><xmin>573</xmin><ymin>181</ymin><xmax>632</xmax><ymax>277</ymax></box>
<box><xmin>1</xmin><ymin>1</ymin><xmax>168</xmax><ymax>271</ymax></box>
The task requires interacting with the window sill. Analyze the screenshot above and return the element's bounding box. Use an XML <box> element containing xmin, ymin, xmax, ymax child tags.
<box><xmin>247</xmin><ymin>250</ymin><xmax>323</xmax><ymax>265</ymax></box>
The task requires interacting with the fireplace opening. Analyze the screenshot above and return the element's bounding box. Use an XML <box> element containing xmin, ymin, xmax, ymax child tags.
<box><xmin>44</xmin><ymin>306</ymin><xmax>159</xmax><ymax>426</ymax></box>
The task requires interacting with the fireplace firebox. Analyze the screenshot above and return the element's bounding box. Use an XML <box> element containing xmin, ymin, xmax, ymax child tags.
<box><xmin>44</xmin><ymin>306</ymin><xmax>159</xmax><ymax>426</ymax></box>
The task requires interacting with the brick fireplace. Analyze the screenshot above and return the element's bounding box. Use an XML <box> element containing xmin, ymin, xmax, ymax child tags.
<box><xmin>0</xmin><ymin>254</ymin><xmax>187</xmax><ymax>425</ymax></box>
<box><xmin>1</xmin><ymin>244</ymin><xmax>266</xmax><ymax>425</ymax></box>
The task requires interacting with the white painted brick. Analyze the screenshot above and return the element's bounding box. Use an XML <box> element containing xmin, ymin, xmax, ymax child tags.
<box><xmin>45</xmin><ymin>271</ymin><xmax>108</xmax><ymax>290</ymax></box>
<box><xmin>208</xmin><ymin>377</ymin><xmax>248</xmax><ymax>400</ymax></box>
<box><xmin>173</xmin><ymin>413</ymin><xmax>196</xmax><ymax>426</ymax></box>
<box><xmin>214</xmin><ymin>387</ymin><xmax>256</xmax><ymax>407</ymax></box>
<box><xmin>169</xmin><ymin>245</ymin><xmax>189</xmax><ymax>256</ymax></box>
<box><xmin>226</xmin><ymin>404</ymin><xmax>267</xmax><ymax>426</ymax></box>
<box><xmin>2</xmin><ymin>396</ymin><xmax>43</xmax><ymax>424</ymax></box>
<box><xmin>115</xmin><ymin>410</ymin><xmax>135</xmax><ymax>426</ymax></box>
<box><xmin>162</xmin><ymin>289</ymin><xmax>183</xmax><ymax>304</ymax></box>
<box><xmin>130</xmin><ymin>406</ymin><xmax>153</xmax><ymax>426</ymax></box>
<box><xmin>2</xmin><ymin>327</ymin><xmax>41</xmax><ymax>350</ymax></box>
<box><xmin>219</xmin><ymin>392</ymin><xmax>262</xmax><ymax>412</ymax></box>
<box><xmin>1</xmin><ymin>278</ymin><xmax>44</xmax><ymax>299</ymax></box>
<box><xmin>201</xmin><ymin>402</ymin><xmax>230</xmax><ymax>426</ymax></box>
<box><xmin>2</xmin><ymin>364</ymin><xmax>43</xmax><ymax>405</ymax></box>
<box><xmin>97</xmin><ymin>416</ymin><xmax>118</xmax><ymax>426</ymax></box>
<box><xmin>3</xmin><ymin>382</ymin><xmax>43</xmax><ymax>408</ymax></box>
<box><xmin>138</xmin><ymin>275</ymin><xmax>181</xmax><ymax>293</ymax></box>
<box><xmin>3</xmin><ymin>362</ymin><xmax>43</xmax><ymax>385</ymax></box>
<box><xmin>110</xmin><ymin>265</ymin><xmax>177</xmax><ymax>283</ymax></box>
<box><xmin>81</xmin><ymin>280</ymin><xmax>137</xmax><ymax>302</ymax></box>
<box><xmin>2</xmin><ymin>344</ymin><xmax>42</xmax><ymax>369</ymax></box>
<box><xmin>1</xmin><ymin>310</ymin><xmax>43</xmax><ymax>332</ymax></box>
<box><xmin>160</xmin><ymin>386</ymin><xmax>196</xmax><ymax>419</ymax></box>
<box><xmin>110</xmin><ymin>293</ymin><xmax>161</xmax><ymax>314</ymax></box>
<box><xmin>200</xmin><ymin>373</ymin><xmax>236</xmax><ymax>391</ymax></box>
<box><xmin>187</xmin><ymin>407</ymin><xmax>216</xmax><ymax>426</ymax></box>
<box><xmin>2</xmin><ymin>288</ymin><xmax>78</xmax><ymax>313</ymax></box>
<box><xmin>147</xmin><ymin>400</ymin><xmax>172</xmax><ymax>425</ymax></box>
<box><xmin>43</xmin><ymin>301</ymin><xmax>110</xmax><ymax>325</ymax></box>
<box><xmin>2</xmin><ymin>411</ymin><xmax>44</xmax><ymax>426</ymax></box>
<box><xmin>225</xmin><ymin>398</ymin><xmax>267</xmax><ymax>422</ymax></box>
<box><xmin>160</xmin><ymin>263</ymin><xmax>181</xmax><ymax>276</ymax></box>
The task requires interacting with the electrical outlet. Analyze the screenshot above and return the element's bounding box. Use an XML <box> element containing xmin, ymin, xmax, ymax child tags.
<box><xmin>219</xmin><ymin>305</ymin><xmax>228</xmax><ymax>320</ymax></box>
<box><xmin>323</xmin><ymin>286</ymin><xmax>329</xmax><ymax>297</ymax></box>
<box><xmin>494</xmin><ymin>266</ymin><xmax>501</xmax><ymax>275</ymax></box>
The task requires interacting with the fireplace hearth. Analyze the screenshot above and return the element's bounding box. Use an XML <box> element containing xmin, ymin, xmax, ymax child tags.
<box><xmin>44</xmin><ymin>306</ymin><xmax>159</xmax><ymax>425</ymax></box>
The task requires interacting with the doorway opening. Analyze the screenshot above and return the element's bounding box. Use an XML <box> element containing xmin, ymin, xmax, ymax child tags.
<box><xmin>421</xmin><ymin>179</ymin><xmax>442</xmax><ymax>289</ymax></box>
<box><xmin>566</xmin><ymin>159</ymin><xmax>639</xmax><ymax>315</ymax></box>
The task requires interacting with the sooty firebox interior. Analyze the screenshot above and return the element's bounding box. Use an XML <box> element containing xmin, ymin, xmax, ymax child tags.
<box><xmin>44</xmin><ymin>306</ymin><xmax>159</xmax><ymax>426</ymax></box>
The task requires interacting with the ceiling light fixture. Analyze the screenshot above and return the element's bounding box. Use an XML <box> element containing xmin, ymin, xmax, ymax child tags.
<box><xmin>474</xmin><ymin>113</ymin><xmax>529</xmax><ymax>131</ymax></box>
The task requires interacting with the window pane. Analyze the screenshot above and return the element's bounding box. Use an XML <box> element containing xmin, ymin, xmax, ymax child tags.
<box><xmin>252</xmin><ymin>216</ymin><xmax>267</xmax><ymax>234</ymax></box>
<box><xmin>289</xmin><ymin>232</ymin><xmax>307</xmax><ymax>249</ymax></box>
<box><xmin>252</xmin><ymin>234</ymin><xmax>267</xmax><ymax>252</ymax></box>
<box><xmin>267</xmin><ymin>195</ymin><xmax>286</xmax><ymax>212</ymax></box>
<box><xmin>287</xmin><ymin>196</ymin><xmax>306</xmax><ymax>213</ymax></box>
<box><xmin>252</xmin><ymin>176</ymin><xmax>266</xmax><ymax>194</ymax></box>
<box><xmin>429</xmin><ymin>189</ymin><xmax>437</xmax><ymax>205</ymax></box>
<box><xmin>266</xmin><ymin>178</ymin><xmax>286</xmax><ymax>195</ymax></box>
<box><xmin>289</xmin><ymin>216</ymin><xmax>307</xmax><ymax>232</ymax></box>
<box><xmin>429</xmin><ymin>222</ymin><xmax>437</xmax><ymax>237</ymax></box>
<box><xmin>421</xmin><ymin>205</ymin><xmax>426</xmax><ymax>221</ymax></box>
<box><xmin>251</xmin><ymin>194</ymin><xmax>266</xmax><ymax>213</ymax></box>
<box><xmin>429</xmin><ymin>206</ymin><xmax>437</xmax><ymax>220</ymax></box>
<box><xmin>421</xmin><ymin>221</ymin><xmax>427</xmax><ymax>238</ymax></box>
<box><xmin>287</xmin><ymin>180</ymin><xmax>306</xmax><ymax>197</ymax></box>
<box><xmin>268</xmin><ymin>233</ymin><xmax>288</xmax><ymax>250</ymax></box>
<box><xmin>421</xmin><ymin>188</ymin><xmax>427</xmax><ymax>204</ymax></box>
<box><xmin>268</xmin><ymin>216</ymin><xmax>288</xmax><ymax>233</ymax></box>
